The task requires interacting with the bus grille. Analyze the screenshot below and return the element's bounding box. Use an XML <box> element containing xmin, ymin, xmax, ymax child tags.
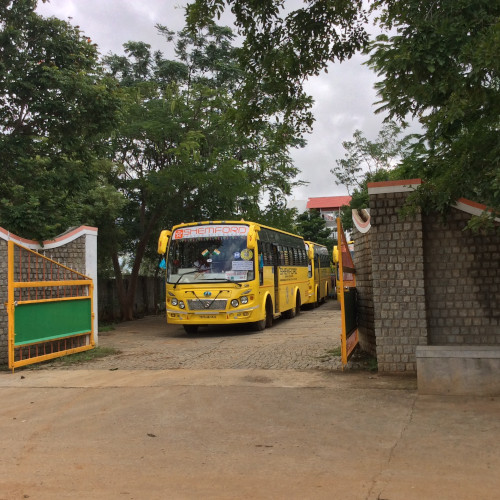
<box><xmin>187</xmin><ymin>299</ymin><xmax>227</xmax><ymax>311</ymax></box>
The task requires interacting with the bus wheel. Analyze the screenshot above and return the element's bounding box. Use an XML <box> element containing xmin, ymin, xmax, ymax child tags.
<box><xmin>253</xmin><ymin>298</ymin><xmax>273</xmax><ymax>330</ymax></box>
<box><xmin>252</xmin><ymin>318</ymin><xmax>266</xmax><ymax>331</ymax></box>
<box><xmin>183</xmin><ymin>325</ymin><xmax>199</xmax><ymax>334</ymax></box>
<box><xmin>265</xmin><ymin>299</ymin><xmax>274</xmax><ymax>328</ymax></box>
<box><xmin>295</xmin><ymin>293</ymin><xmax>302</xmax><ymax>315</ymax></box>
<box><xmin>314</xmin><ymin>287</ymin><xmax>320</xmax><ymax>308</ymax></box>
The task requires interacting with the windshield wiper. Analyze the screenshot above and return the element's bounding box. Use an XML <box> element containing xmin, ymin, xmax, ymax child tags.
<box><xmin>200</xmin><ymin>278</ymin><xmax>242</xmax><ymax>287</ymax></box>
<box><xmin>173</xmin><ymin>271</ymin><xmax>243</xmax><ymax>288</ymax></box>
<box><xmin>173</xmin><ymin>269</ymin><xmax>207</xmax><ymax>288</ymax></box>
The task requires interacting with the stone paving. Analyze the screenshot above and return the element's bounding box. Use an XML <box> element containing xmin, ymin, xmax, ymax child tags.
<box><xmin>47</xmin><ymin>299</ymin><xmax>365</xmax><ymax>371</ymax></box>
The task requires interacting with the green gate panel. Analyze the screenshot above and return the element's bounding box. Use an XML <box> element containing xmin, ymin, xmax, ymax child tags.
<box><xmin>343</xmin><ymin>287</ymin><xmax>358</xmax><ymax>335</ymax></box>
<box><xmin>14</xmin><ymin>299</ymin><xmax>92</xmax><ymax>346</ymax></box>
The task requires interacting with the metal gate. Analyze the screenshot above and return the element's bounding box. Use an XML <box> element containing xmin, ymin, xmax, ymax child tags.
<box><xmin>7</xmin><ymin>241</ymin><xmax>95</xmax><ymax>370</ymax></box>
<box><xmin>336</xmin><ymin>218</ymin><xmax>359</xmax><ymax>368</ymax></box>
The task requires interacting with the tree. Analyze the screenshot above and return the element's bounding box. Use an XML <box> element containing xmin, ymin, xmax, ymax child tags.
<box><xmin>186</xmin><ymin>0</ymin><xmax>368</xmax><ymax>136</ymax></box>
<box><xmin>103</xmin><ymin>25</ymin><xmax>304</xmax><ymax>320</ymax></box>
<box><xmin>331</xmin><ymin>121</ymin><xmax>412</xmax><ymax>195</ymax></box>
<box><xmin>331</xmin><ymin>122</ymin><xmax>414</xmax><ymax>228</ymax></box>
<box><xmin>295</xmin><ymin>209</ymin><xmax>334</xmax><ymax>251</ymax></box>
<box><xmin>368</xmin><ymin>0</ymin><xmax>500</xmax><ymax>223</ymax></box>
<box><xmin>186</xmin><ymin>0</ymin><xmax>499</xmax><ymax>228</ymax></box>
<box><xmin>0</xmin><ymin>0</ymin><xmax>122</xmax><ymax>240</ymax></box>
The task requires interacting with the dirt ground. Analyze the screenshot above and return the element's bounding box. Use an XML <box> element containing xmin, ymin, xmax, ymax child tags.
<box><xmin>2</xmin><ymin>298</ymin><xmax>500</xmax><ymax>499</ymax></box>
<box><xmin>46</xmin><ymin>299</ymin><xmax>372</xmax><ymax>372</ymax></box>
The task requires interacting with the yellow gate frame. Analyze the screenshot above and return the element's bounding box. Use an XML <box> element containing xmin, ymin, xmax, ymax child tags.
<box><xmin>7</xmin><ymin>241</ymin><xmax>95</xmax><ymax>370</ymax></box>
<box><xmin>337</xmin><ymin>218</ymin><xmax>359</xmax><ymax>367</ymax></box>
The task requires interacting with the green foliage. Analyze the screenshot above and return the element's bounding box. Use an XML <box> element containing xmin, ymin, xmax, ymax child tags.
<box><xmin>368</xmin><ymin>0</ymin><xmax>500</xmax><ymax>225</ymax></box>
<box><xmin>186</xmin><ymin>0</ymin><xmax>369</xmax><ymax>136</ymax></box>
<box><xmin>331</xmin><ymin>122</ymin><xmax>413</xmax><ymax>229</ymax></box>
<box><xmin>294</xmin><ymin>210</ymin><xmax>334</xmax><ymax>250</ymax></box>
<box><xmin>331</xmin><ymin>121</ymin><xmax>414</xmax><ymax>194</ymax></box>
<box><xmin>102</xmin><ymin>24</ymin><xmax>305</xmax><ymax>318</ymax></box>
<box><xmin>186</xmin><ymin>0</ymin><xmax>499</xmax><ymax>229</ymax></box>
<box><xmin>0</xmin><ymin>0</ymin><xmax>122</xmax><ymax>240</ymax></box>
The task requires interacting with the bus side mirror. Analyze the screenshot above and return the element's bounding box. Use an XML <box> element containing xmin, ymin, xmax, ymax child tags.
<box><xmin>247</xmin><ymin>226</ymin><xmax>259</xmax><ymax>250</ymax></box>
<box><xmin>308</xmin><ymin>246</ymin><xmax>314</xmax><ymax>260</ymax></box>
<box><xmin>157</xmin><ymin>230</ymin><xmax>172</xmax><ymax>254</ymax></box>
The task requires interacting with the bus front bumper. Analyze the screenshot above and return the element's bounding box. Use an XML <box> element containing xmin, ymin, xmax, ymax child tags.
<box><xmin>166</xmin><ymin>305</ymin><xmax>260</xmax><ymax>325</ymax></box>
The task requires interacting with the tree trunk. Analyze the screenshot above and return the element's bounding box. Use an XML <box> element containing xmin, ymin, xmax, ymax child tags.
<box><xmin>113</xmin><ymin>212</ymin><xmax>161</xmax><ymax>321</ymax></box>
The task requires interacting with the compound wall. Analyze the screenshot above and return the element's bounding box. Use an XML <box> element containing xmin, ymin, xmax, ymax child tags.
<box><xmin>353</xmin><ymin>180</ymin><xmax>500</xmax><ymax>374</ymax></box>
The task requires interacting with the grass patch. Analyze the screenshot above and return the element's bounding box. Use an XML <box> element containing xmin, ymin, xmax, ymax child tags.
<box><xmin>317</xmin><ymin>346</ymin><xmax>342</xmax><ymax>361</ymax></box>
<box><xmin>350</xmin><ymin>348</ymin><xmax>378</xmax><ymax>372</ymax></box>
<box><xmin>317</xmin><ymin>346</ymin><xmax>378</xmax><ymax>372</ymax></box>
<box><xmin>98</xmin><ymin>323</ymin><xmax>116</xmax><ymax>333</ymax></box>
<box><xmin>37</xmin><ymin>346</ymin><xmax>121</xmax><ymax>368</ymax></box>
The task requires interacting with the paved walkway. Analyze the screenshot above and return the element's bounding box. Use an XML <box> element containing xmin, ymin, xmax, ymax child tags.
<box><xmin>1</xmin><ymin>301</ymin><xmax>499</xmax><ymax>499</ymax></box>
<box><xmin>1</xmin><ymin>369</ymin><xmax>499</xmax><ymax>499</ymax></box>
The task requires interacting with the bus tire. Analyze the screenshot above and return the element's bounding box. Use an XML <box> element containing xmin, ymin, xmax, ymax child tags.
<box><xmin>283</xmin><ymin>305</ymin><xmax>295</xmax><ymax>319</ymax></box>
<box><xmin>252</xmin><ymin>318</ymin><xmax>266</xmax><ymax>331</ymax></box>
<box><xmin>253</xmin><ymin>298</ymin><xmax>272</xmax><ymax>331</ymax></box>
<box><xmin>295</xmin><ymin>292</ymin><xmax>302</xmax><ymax>315</ymax></box>
<box><xmin>265</xmin><ymin>298</ymin><xmax>274</xmax><ymax>328</ymax></box>
<box><xmin>183</xmin><ymin>325</ymin><xmax>199</xmax><ymax>334</ymax></box>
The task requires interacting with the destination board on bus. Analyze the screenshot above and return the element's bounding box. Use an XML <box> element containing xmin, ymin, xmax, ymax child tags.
<box><xmin>173</xmin><ymin>224</ymin><xmax>249</xmax><ymax>240</ymax></box>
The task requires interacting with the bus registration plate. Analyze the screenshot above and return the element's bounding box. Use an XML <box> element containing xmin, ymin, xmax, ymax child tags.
<box><xmin>199</xmin><ymin>314</ymin><xmax>217</xmax><ymax>319</ymax></box>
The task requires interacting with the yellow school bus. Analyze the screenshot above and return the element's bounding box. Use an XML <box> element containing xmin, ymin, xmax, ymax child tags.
<box><xmin>157</xmin><ymin>220</ymin><xmax>309</xmax><ymax>333</ymax></box>
<box><xmin>304</xmin><ymin>241</ymin><xmax>331</xmax><ymax>307</ymax></box>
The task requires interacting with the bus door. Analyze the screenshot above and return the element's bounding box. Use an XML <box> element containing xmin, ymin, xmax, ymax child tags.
<box><xmin>272</xmin><ymin>244</ymin><xmax>280</xmax><ymax>313</ymax></box>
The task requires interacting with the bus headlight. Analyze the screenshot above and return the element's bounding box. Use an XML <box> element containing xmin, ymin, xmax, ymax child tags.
<box><xmin>231</xmin><ymin>299</ymin><xmax>239</xmax><ymax>308</ymax></box>
<box><xmin>179</xmin><ymin>301</ymin><xmax>185</xmax><ymax>309</ymax></box>
<box><xmin>240</xmin><ymin>296</ymin><xmax>249</xmax><ymax>305</ymax></box>
<box><xmin>171</xmin><ymin>298</ymin><xmax>178</xmax><ymax>306</ymax></box>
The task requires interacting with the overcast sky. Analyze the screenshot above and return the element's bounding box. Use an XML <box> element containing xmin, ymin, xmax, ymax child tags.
<box><xmin>36</xmin><ymin>0</ymin><xmax>391</xmax><ymax>201</ymax></box>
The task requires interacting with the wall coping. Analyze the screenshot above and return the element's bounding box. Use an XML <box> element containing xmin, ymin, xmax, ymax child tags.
<box><xmin>454</xmin><ymin>198</ymin><xmax>500</xmax><ymax>222</ymax></box>
<box><xmin>0</xmin><ymin>226</ymin><xmax>98</xmax><ymax>250</ymax></box>
<box><xmin>367</xmin><ymin>179</ymin><xmax>499</xmax><ymax>223</ymax></box>
<box><xmin>367</xmin><ymin>178</ymin><xmax>422</xmax><ymax>194</ymax></box>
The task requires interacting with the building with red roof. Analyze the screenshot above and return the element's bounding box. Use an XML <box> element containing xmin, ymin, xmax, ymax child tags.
<box><xmin>306</xmin><ymin>195</ymin><xmax>352</xmax><ymax>236</ymax></box>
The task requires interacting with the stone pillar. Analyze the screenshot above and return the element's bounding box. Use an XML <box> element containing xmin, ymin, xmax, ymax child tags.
<box><xmin>368</xmin><ymin>180</ymin><xmax>428</xmax><ymax>372</ymax></box>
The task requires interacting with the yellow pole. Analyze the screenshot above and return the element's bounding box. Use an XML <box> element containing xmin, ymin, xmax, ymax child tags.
<box><xmin>336</xmin><ymin>219</ymin><xmax>347</xmax><ymax>368</ymax></box>
<box><xmin>7</xmin><ymin>241</ymin><xmax>15</xmax><ymax>371</ymax></box>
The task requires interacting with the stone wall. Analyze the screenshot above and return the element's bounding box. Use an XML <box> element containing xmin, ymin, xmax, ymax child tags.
<box><xmin>0</xmin><ymin>226</ymin><xmax>98</xmax><ymax>366</ymax></box>
<box><xmin>424</xmin><ymin>210</ymin><xmax>500</xmax><ymax>345</ymax></box>
<box><xmin>368</xmin><ymin>189</ymin><xmax>428</xmax><ymax>372</ymax></box>
<box><xmin>356</xmin><ymin>180</ymin><xmax>500</xmax><ymax>374</ymax></box>
<box><xmin>38</xmin><ymin>238</ymin><xmax>87</xmax><ymax>275</ymax></box>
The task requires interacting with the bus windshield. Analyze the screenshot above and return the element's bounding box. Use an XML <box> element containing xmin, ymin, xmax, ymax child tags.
<box><xmin>166</xmin><ymin>235</ymin><xmax>254</xmax><ymax>284</ymax></box>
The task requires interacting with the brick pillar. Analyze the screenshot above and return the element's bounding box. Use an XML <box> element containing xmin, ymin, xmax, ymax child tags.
<box><xmin>368</xmin><ymin>180</ymin><xmax>428</xmax><ymax>372</ymax></box>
